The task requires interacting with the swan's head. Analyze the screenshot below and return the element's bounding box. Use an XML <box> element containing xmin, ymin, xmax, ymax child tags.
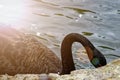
<box><xmin>91</xmin><ymin>48</ymin><xmax>107</xmax><ymax>68</ymax></box>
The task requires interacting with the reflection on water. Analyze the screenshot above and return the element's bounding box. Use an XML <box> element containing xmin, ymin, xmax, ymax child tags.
<box><xmin>0</xmin><ymin>0</ymin><xmax>120</xmax><ymax>69</ymax></box>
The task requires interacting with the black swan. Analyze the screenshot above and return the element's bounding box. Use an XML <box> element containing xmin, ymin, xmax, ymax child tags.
<box><xmin>0</xmin><ymin>27</ymin><xmax>106</xmax><ymax>75</ymax></box>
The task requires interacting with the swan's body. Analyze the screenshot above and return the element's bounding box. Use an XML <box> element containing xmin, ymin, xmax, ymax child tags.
<box><xmin>0</xmin><ymin>27</ymin><xmax>106</xmax><ymax>75</ymax></box>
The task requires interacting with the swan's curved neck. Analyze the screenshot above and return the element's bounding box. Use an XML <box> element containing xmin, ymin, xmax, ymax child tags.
<box><xmin>61</xmin><ymin>33</ymin><xmax>95</xmax><ymax>74</ymax></box>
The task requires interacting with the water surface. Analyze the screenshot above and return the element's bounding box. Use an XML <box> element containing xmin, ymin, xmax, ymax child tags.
<box><xmin>0</xmin><ymin>0</ymin><xmax>120</xmax><ymax>69</ymax></box>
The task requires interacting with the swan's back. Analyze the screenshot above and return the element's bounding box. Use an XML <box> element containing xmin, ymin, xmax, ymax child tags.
<box><xmin>0</xmin><ymin>27</ymin><xmax>61</xmax><ymax>75</ymax></box>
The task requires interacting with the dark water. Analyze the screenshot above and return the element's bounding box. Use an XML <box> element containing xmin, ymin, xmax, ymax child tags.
<box><xmin>0</xmin><ymin>0</ymin><xmax>120</xmax><ymax>69</ymax></box>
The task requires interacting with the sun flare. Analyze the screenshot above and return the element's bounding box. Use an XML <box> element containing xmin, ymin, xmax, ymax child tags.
<box><xmin>0</xmin><ymin>0</ymin><xmax>27</xmax><ymax>24</ymax></box>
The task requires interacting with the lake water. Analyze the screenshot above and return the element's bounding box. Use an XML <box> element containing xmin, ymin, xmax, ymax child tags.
<box><xmin>0</xmin><ymin>0</ymin><xmax>120</xmax><ymax>69</ymax></box>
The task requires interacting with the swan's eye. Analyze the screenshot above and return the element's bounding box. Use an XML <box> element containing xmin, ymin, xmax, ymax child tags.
<box><xmin>91</xmin><ymin>57</ymin><xmax>100</xmax><ymax>66</ymax></box>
